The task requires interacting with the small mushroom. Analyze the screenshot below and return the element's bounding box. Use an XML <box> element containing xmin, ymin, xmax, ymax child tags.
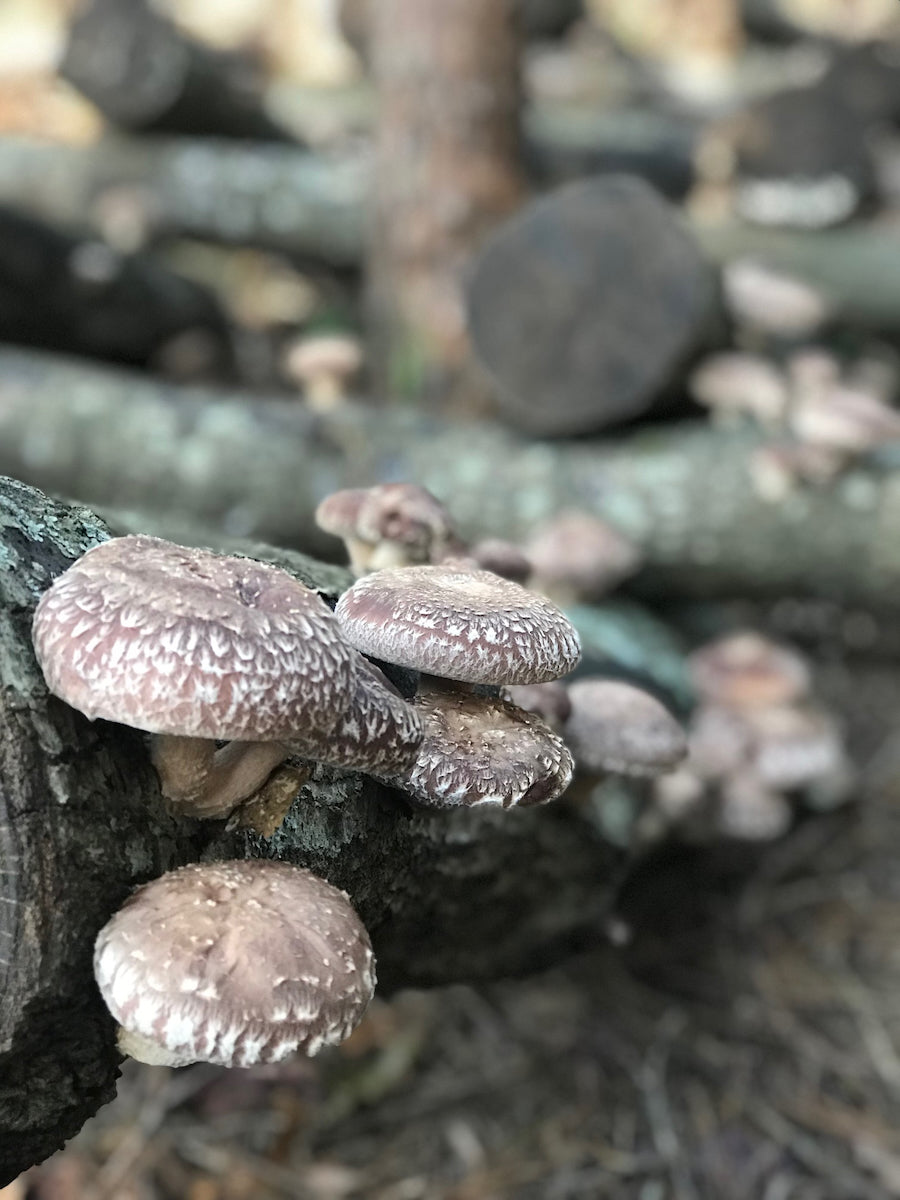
<box><xmin>717</xmin><ymin>774</ymin><xmax>793</xmax><ymax>842</ymax></box>
<box><xmin>335</xmin><ymin>564</ymin><xmax>581</xmax><ymax>686</ymax></box>
<box><xmin>721</xmin><ymin>258</ymin><xmax>832</xmax><ymax>340</ymax></box>
<box><xmin>688</xmin><ymin>352</ymin><xmax>789</xmax><ymax>426</ymax></box>
<box><xmin>563</xmin><ymin>679</ymin><xmax>688</xmax><ymax>778</ymax></box>
<box><xmin>525</xmin><ymin>511</ymin><xmax>642</xmax><ymax>604</ymax></box>
<box><xmin>283</xmin><ymin>333</ymin><xmax>363</xmax><ymax>411</ymax></box>
<box><xmin>32</xmin><ymin>535</ymin><xmax>422</xmax><ymax>819</ymax></box>
<box><xmin>687</xmin><ymin>632</ymin><xmax>811</xmax><ymax>711</ymax></box>
<box><xmin>316</xmin><ymin>484</ymin><xmax>463</xmax><ymax>574</ymax></box>
<box><xmin>789</xmin><ymin>381</ymin><xmax>900</xmax><ymax>456</ymax></box>
<box><xmin>382</xmin><ymin>690</ymin><xmax>574</xmax><ymax>809</ymax></box>
<box><xmin>94</xmin><ymin>860</ymin><xmax>375</xmax><ymax>1068</ymax></box>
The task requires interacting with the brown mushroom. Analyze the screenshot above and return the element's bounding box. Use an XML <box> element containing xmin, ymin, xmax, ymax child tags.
<box><xmin>94</xmin><ymin>860</ymin><xmax>375</xmax><ymax>1067</ymax></box>
<box><xmin>687</xmin><ymin>632</ymin><xmax>811</xmax><ymax>711</ymax></box>
<box><xmin>525</xmin><ymin>510</ymin><xmax>642</xmax><ymax>604</ymax></box>
<box><xmin>32</xmin><ymin>536</ymin><xmax>422</xmax><ymax>819</ymax></box>
<box><xmin>335</xmin><ymin>564</ymin><xmax>581</xmax><ymax>686</ymax></box>
<box><xmin>564</xmin><ymin>678</ymin><xmax>688</xmax><ymax>778</ymax></box>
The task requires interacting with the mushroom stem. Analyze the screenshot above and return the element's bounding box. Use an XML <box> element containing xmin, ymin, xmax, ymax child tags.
<box><xmin>150</xmin><ymin>736</ymin><xmax>290</xmax><ymax>819</ymax></box>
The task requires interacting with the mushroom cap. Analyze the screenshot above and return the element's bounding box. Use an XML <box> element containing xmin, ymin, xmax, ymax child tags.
<box><xmin>283</xmin><ymin>655</ymin><xmax>424</xmax><ymax>777</ymax></box>
<box><xmin>32</xmin><ymin>536</ymin><xmax>422</xmax><ymax>773</ymax></box>
<box><xmin>525</xmin><ymin>510</ymin><xmax>641</xmax><ymax>599</ymax></box>
<box><xmin>688</xmin><ymin>352</ymin><xmax>788</xmax><ymax>425</ymax></box>
<box><xmin>316</xmin><ymin>485</ymin><xmax>462</xmax><ymax>568</ymax></box>
<box><xmin>315</xmin><ymin>489</ymin><xmax>368</xmax><ymax>539</ymax></box>
<box><xmin>564</xmin><ymin>678</ymin><xmax>687</xmax><ymax>777</ymax></box>
<box><xmin>745</xmin><ymin>703</ymin><xmax>846</xmax><ymax>792</ymax></box>
<box><xmin>286</xmin><ymin>333</ymin><xmax>363</xmax><ymax>381</ymax></box>
<box><xmin>94</xmin><ymin>860</ymin><xmax>375</xmax><ymax>1068</ymax></box>
<box><xmin>384</xmin><ymin>690</ymin><xmax>574</xmax><ymax>809</ymax></box>
<box><xmin>790</xmin><ymin>383</ymin><xmax>900</xmax><ymax>454</ymax></box>
<box><xmin>334</xmin><ymin>564</ymin><xmax>582</xmax><ymax>685</ymax></box>
<box><xmin>722</xmin><ymin>258</ymin><xmax>831</xmax><ymax>338</ymax></box>
<box><xmin>503</xmin><ymin>681</ymin><xmax>572</xmax><ymax>731</ymax></box>
<box><xmin>688</xmin><ymin>632</ymin><xmax>811</xmax><ymax>710</ymax></box>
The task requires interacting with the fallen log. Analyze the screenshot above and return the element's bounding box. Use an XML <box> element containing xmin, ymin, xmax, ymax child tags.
<box><xmin>0</xmin><ymin>476</ymin><xmax>622</xmax><ymax>1184</ymax></box>
<box><xmin>1</xmin><ymin>349</ymin><xmax>900</xmax><ymax>610</ymax></box>
<box><xmin>0</xmin><ymin>205</ymin><xmax>232</xmax><ymax>375</ymax></box>
<box><xmin>60</xmin><ymin>0</ymin><xmax>296</xmax><ymax>143</ymax></box>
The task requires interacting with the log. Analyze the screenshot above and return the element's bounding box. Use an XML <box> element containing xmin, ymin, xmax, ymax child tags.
<box><xmin>0</xmin><ymin>114</ymin><xmax>697</xmax><ymax>267</ymax></box>
<box><xmin>692</xmin><ymin>216</ymin><xmax>900</xmax><ymax>334</ymax></box>
<box><xmin>0</xmin><ymin>476</ymin><xmax>622</xmax><ymax>1184</ymax></box>
<box><xmin>60</xmin><ymin>0</ymin><xmax>296</xmax><ymax>143</ymax></box>
<box><xmin>0</xmin><ymin>137</ymin><xmax>366</xmax><ymax>265</ymax></box>
<box><xmin>3</xmin><ymin>348</ymin><xmax>900</xmax><ymax>609</ymax></box>
<box><xmin>0</xmin><ymin>205</ymin><xmax>232</xmax><ymax>375</ymax></box>
<box><xmin>466</xmin><ymin>176</ymin><xmax>721</xmax><ymax>435</ymax></box>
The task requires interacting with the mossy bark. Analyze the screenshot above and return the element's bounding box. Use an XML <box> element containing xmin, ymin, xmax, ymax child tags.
<box><xmin>2</xmin><ymin>350</ymin><xmax>900</xmax><ymax>610</ymax></box>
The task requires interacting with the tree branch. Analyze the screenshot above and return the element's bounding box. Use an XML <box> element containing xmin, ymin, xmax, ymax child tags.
<box><xmin>1</xmin><ymin>348</ymin><xmax>899</xmax><ymax>610</ymax></box>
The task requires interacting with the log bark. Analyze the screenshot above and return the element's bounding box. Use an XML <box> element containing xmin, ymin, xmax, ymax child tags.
<box><xmin>0</xmin><ymin>205</ymin><xmax>232</xmax><ymax>375</ymax></box>
<box><xmin>60</xmin><ymin>0</ymin><xmax>296</xmax><ymax>143</ymax></box>
<box><xmin>367</xmin><ymin>0</ymin><xmax>526</xmax><ymax>407</ymax></box>
<box><xmin>0</xmin><ymin>138</ymin><xmax>366</xmax><ymax>265</ymax></box>
<box><xmin>0</xmin><ymin>476</ymin><xmax>622</xmax><ymax>1184</ymax></box>
<box><xmin>1</xmin><ymin>349</ymin><xmax>900</xmax><ymax>610</ymax></box>
<box><xmin>0</xmin><ymin>106</ymin><xmax>696</xmax><ymax>266</ymax></box>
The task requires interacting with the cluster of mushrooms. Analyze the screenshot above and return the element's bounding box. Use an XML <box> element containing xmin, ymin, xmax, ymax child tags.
<box><xmin>31</xmin><ymin>483</ymin><xmax>843</xmax><ymax>1072</ymax></box>
<box><xmin>30</xmin><ymin>483</ymin><xmax>686</xmax><ymax>1073</ymax></box>
<box><xmin>690</xmin><ymin>341</ymin><xmax>900</xmax><ymax>500</ymax></box>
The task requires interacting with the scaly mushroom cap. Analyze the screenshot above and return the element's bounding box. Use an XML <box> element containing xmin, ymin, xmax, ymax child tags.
<box><xmin>564</xmin><ymin>679</ymin><xmax>687</xmax><ymax>777</ymax></box>
<box><xmin>32</xmin><ymin>536</ymin><xmax>423</xmax><ymax>775</ymax></box>
<box><xmin>284</xmin><ymin>656</ymin><xmax>424</xmax><ymax>777</ymax></box>
<box><xmin>688</xmin><ymin>632</ymin><xmax>810</xmax><ymax>710</ymax></box>
<box><xmin>335</xmin><ymin>565</ymin><xmax>581</xmax><ymax>685</ymax></box>
<box><xmin>384</xmin><ymin>691</ymin><xmax>574</xmax><ymax>809</ymax></box>
<box><xmin>94</xmin><ymin>860</ymin><xmax>375</xmax><ymax>1068</ymax></box>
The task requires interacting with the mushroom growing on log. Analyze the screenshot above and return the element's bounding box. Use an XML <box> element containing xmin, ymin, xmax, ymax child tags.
<box><xmin>0</xmin><ymin>476</ymin><xmax>626</xmax><ymax>1184</ymax></box>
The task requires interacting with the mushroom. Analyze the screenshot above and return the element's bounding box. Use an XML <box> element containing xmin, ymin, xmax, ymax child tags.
<box><xmin>384</xmin><ymin>689</ymin><xmax>574</xmax><ymax>809</ymax></box>
<box><xmin>316</xmin><ymin>484</ymin><xmax>463</xmax><ymax>574</ymax></box>
<box><xmin>563</xmin><ymin>678</ymin><xmax>688</xmax><ymax>779</ymax></box>
<box><xmin>721</xmin><ymin>258</ymin><xmax>832</xmax><ymax>340</ymax></box>
<box><xmin>467</xmin><ymin>538</ymin><xmax>533</xmax><ymax>584</ymax></box>
<box><xmin>503</xmin><ymin>681</ymin><xmax>572</xmax><ymax>732</ymax></box>
<box><xmin>335</xmin><ymin>564</ymin><xmax>581</xmax><ymax>808</ymax></box>
<box><xmin>283</xmin><ymin>332</ymin><xmax>363</xmax><ymax>412</ymax></box>
<box><xmin>688</xmin><ymin>352</ymin><xmax>789</xmax><ymax>427</ymax></box>
<box><xmin>32</xmin><ymin>536</ymin><xmax>423</xmax><ymax>819</ymax></box>
<box><xmin>687</xmin><ymin>632</ymin><xmax>811</xmax><ymax>711</ymax></box>
<box><xmin>524</xmin><ymin>511</ymin><xmax>642</xmax><ymax>605</ymax></box>
<box><xmin>94</xmin><ymin>860</ymin><xmax>375</xmax><ymax>1068</ymax></box>
<box><xmin>334</xmin><ymin>564</ymin><xmax>581</xmax><ymax>687</ymax></box>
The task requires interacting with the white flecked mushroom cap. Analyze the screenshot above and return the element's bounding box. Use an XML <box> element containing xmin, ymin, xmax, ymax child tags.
<box><xmin>564</xmin><ymin>679</ymin><xmax>687</xmax><ymax>777</ymax></box>
<box><xmin>94</xmin><ymin>860</ymin><xmax>376</xmax><ymax>1068</ymax></box>
<box><xmin>335</xmin><ymin>564</ymin><xmax>581</xmax><ymax>685</ymax></box>
<box><xmin>32</xmin><ymin>536</ymin><xmax>361</xmax><ymax>743</ymax></box>
<box><xmin>384</xmin><ymin>691</ymin><xmax>574</xmax><ymax>809</ymax></box>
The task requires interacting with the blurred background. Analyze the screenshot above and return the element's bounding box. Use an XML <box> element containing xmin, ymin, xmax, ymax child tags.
<box><xmin>4</xmin><ymin>0</ymin><xmax>900</xmax><ymax>1196</ymax></box>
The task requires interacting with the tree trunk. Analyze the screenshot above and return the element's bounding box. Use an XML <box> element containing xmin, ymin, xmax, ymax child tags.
<box><xmin>0</xmin><ymin>477</ymin><xmax>621</xmax><ymax>1184</ymax></box>
<box><xmin>367</xmin><ymin>0</ymin><xmax>526</xmax><ymax>408</ymax></box>
<box><xmin>2</xmin><ymin>350</ymin><xmax>900</xmax><ymax>612</ymax></box>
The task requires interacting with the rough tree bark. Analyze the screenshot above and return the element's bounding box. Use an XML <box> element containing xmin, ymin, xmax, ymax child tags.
<box><xmin>0</xmin><ymin>476</ymin><xmax>622</xmax><ymax>1185</ymax></box>
<box><xmin>1</xmin><ymin>349</ymin><xmax>900</xmax><ymax>611</ymax></box>
<box><xmin>367</xmin><ymin>0</ymin><xmax>526</xmax><ymax>406</ymax></box>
